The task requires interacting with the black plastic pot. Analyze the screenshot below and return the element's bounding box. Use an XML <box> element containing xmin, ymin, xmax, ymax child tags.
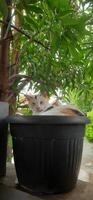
<box><xmin>9</xmin><ymin>115</ymin><xmax>89</xmax><ymax>194</ymax></box>
<box><xmin>0</xmin><ymin>119</ymin><xmax>8</xmax><ymax>177</ymax></box>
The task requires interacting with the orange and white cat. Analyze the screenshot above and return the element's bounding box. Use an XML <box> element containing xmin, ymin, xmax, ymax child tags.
<box><xmin>25</xmin><ymin>92</ymin><xmax>84</xmax><ymax>116</ymax></box>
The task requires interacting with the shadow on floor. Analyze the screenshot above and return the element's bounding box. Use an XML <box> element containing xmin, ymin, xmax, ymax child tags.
<box><xmin>0</xmin><ymin>179</ymin><xmax>93</xmax><ymax>200</ymax></box>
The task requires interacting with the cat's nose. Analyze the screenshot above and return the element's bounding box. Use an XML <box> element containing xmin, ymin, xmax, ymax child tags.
<box><xmin>37</xmin><ymin>107</ymin><xmax>42</xmax><ymax>112</ymax></box>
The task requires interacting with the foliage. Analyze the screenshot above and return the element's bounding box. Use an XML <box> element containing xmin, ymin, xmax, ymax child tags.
<box><xmin>0</xmin><ymin>1</ymin><xmax>93</xmax><ymax>111</ymax></box>
<box><xmin>62</xmin><ymin>88</ymin><xmax>93</xmax><ymax>112</ymax></box>
<box><xmin>86</xmin><ymin>110</ymin><xmax>93</xmax><ymax>142</ymax></box>
<box><xmin>16</xmin><ymin>0</ymin><xmax>90</xmax><ymax>94</ymax></box>
<box><xmin>17</xmin><ymin>107</ymin><xmax>32</xmax><ymax>115</ymax></box>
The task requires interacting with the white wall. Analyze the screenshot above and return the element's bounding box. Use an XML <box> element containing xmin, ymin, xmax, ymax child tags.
<box><xmin>0</xmin><ymin>102</ymin><xmax>9</xmax><ymax>119</ymax></box>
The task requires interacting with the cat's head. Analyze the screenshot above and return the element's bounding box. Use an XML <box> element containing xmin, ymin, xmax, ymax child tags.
<box><xmin>25</xmin><ymin>92</ymin><xmax>49</xmax><ymax>113</ymax></box>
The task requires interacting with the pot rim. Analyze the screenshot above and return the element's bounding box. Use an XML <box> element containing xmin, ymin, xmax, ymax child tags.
<box><xmin>7</xmin><ymin>115</ymin><xmax>90</xmax><ymax>125</ymax></box>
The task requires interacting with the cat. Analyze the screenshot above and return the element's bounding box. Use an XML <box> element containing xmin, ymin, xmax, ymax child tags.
<box><xmin>25</xmin><ymin>92</ymin><xmax>84</xmax><ymax>116</ymax></box>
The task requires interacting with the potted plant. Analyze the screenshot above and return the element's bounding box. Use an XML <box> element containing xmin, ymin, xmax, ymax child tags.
<box><xmin>8</xmin><ymin>115</ymin><xmax>89</xmax><ymax>193</ymax></box>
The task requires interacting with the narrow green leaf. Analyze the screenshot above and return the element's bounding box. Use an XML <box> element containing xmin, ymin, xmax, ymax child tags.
<box><xmin>26</xmin><ymin>16</ymin><xmax>38</xmax><ymax>29</ymax></box>
<box><xmin>25</xmin><ymin>0</ymin><xmax>39</xmax><ymax>4</ymax></box>
<box><xmin>47</xmin><ymin>0</ymin><xmax>70</xmax><ymax>12</ymax></box>
<box><xmin>0</xmin><ymin>0</ymin><xmax>8</xmax><ymax>17</ymax></box>
<box><xmin>61</xmin><ymin>16</ymin><xmax>79</xmax><ymax>26</ymax></box>
<box><xmin>68</xmin><ymin>43</ymin><xmax>81</xmax><ymax>60</ymax></box>
<box><xmin>51</xmin><ymin>33</ymin><xmax>61</xmax><ymax>54</ymax></box>
<box><xmin>27</xmin><ymin>5</ymin><xmax>43</xmax><ymax>13</ymax></box>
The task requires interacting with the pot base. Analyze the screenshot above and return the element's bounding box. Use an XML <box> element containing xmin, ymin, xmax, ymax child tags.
<box><xmin>16</xmin><ymin>182</ymin><xmax>76</xmax><ymax>195</ymax></box>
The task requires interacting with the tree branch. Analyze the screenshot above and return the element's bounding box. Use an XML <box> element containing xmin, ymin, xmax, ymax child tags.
<box><xmin>9</xmin><ymin>74</ymin><xmax>32</xmax><ymax>81</ymax></box>
<box><xmin>0</xmin><ymin>35</ymin><xmax>13</xmax><ymax>45</ymax></box>
<box><xmin>0</xmin><ymin>19</ymin><xmax>49</xmax><ymax>50</ymax></box>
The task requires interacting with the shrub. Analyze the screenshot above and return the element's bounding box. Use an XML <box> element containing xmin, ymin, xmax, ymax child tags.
<box><xmin>85</xmin><ymin>110</ymin><xmax>93</xmax><ymax>142</ymax></box>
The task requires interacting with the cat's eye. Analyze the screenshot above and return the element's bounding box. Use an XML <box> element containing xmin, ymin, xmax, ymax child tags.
<box><xmin>32</xmin><ymin>102</ymin><xmax>35</xmax><ymax>105</ymax></box>
<box><xmin>40</xmin><ymin>101</ymin><xmax>43</xmax><ymax>104</ymax></box>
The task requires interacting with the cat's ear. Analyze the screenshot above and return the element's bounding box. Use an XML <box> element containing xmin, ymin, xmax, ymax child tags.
<box><xmin>41</xmin><ymin>91</ymin><xmax>48</xmax><ymax>98</ymax></box>
<box><xmin>24</xmin><ymin>94</ymin><xmax>32</xmax><ymax>101</ymax></box>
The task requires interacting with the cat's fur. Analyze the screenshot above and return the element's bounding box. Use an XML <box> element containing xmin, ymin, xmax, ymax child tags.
<box><xmin>25</xmin><ymin>92</ymin><xmax>84</xmax><ymax>116</ymax></box>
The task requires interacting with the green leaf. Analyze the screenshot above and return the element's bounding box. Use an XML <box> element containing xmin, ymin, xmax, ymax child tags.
<box><xmin>68</xmin><ymin>43</ymin><xmax>81</xmax><ymax>60</ymax></box>
<box><xmin>19</xmin><ymin>14</ymin><xmax>38</xmax><ymax>30</ymax></box>
<box><xmin>47</xmin><ymin>0</ymin><xmax>70</xmax><ymax>12</ymax></box>
<box><xmin>24</xmin><ymin>0</ymin><xmax>39</xmax><ymax>4</ymax></box>
<box><xmin>27</xmin><ymin>5</ymin><xmax>43</xmax><ymax>13</ymax></box>
<box><xmin>21</xmin><ymin>0</ymin><xmax>39</xmax><ymax>5</ymax></box>
<box><xmin>51</xmin><ymin>32</ymin><xmax>61</xmax><ymax>54</ymax></box>
<box><xmin>60</xmin><ymin>13</ymin><xmax>91</xmax><ymax>26</ymax></box>
<box><xmin>0</xmin><ymin>0</ymin><xmax>8</xmax><ymax>17</ymax></box>
<box><xmin>26</xmin><ymin>16</ymin><xmax>38</xmax><ymax>29</ymax></box>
